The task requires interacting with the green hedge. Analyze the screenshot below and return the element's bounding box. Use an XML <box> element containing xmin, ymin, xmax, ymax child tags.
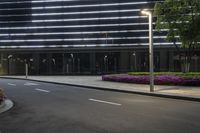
<box><xmin>128</xmin><ymin>72</ymin><xmax>200</xmax><ymax>78</ymax></box>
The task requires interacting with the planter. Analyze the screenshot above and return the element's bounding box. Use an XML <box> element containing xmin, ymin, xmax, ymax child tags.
<box><xmin>0</xmin><ymin>89</ymin><xmax>6</xmax><ymax>104</ymax></box>
<box><xmin>102</xmin><ymin>74</ymin><xmax>200</xmax><ymax>86</ymax></box>
<box><xmin>0</xmin><ymin>100</ymin><xmax>5</xmax><ymax>108</ymax></box>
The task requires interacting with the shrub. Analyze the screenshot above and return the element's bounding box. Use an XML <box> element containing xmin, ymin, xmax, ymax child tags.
<box><xmin>102</xmin><ymin>74</ymin><xmax>200</xmax><ymax>86</ymax></box>
<box><xmin>128</xmin><ymin>72</ymin><xmax>200</xmax><ymax>77</ymax></box>
<box><xmin>0</xmin><ymin>89</ymin><xmax>5</xmax><ymax>103</ymax></box>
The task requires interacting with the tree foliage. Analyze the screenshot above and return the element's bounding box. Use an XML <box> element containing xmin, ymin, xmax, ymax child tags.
<box><xmin>154</xmin><ymin>0</ymin><xmax>200</xmax><ymax>72</ymax></box>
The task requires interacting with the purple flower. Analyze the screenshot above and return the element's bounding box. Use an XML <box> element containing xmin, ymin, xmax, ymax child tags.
<box><xmin>102</xmin><ymin>74</ymin><xmax>200</xmax><ymax>86</ymax></box>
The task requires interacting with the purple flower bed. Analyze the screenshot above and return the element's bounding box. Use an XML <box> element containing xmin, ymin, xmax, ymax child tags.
<box><xmin>102</xmin><ymin>75</ymin><xmax>200</xmax><ymax>86</ymax></box>
<box><xmin>0</xmin><ymin>89</ymin><xmax>6</xmax><ymax>103</ymax></box>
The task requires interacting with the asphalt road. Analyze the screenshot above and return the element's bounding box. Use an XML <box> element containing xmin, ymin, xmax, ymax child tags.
<box><xmin>0</xmin><ymin>78</ymin><xmax>200</xmax><ymax>133</ymax></box>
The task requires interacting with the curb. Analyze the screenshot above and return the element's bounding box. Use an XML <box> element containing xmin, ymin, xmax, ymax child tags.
<box><xmin>1</xmin><ymin>77</ymin><xmax>200</xmax><ymax>102</ymax></box>
<box><xmin>0</xmin><ymin>100</ymin><xmax>5</xmax><ymax>109</ymax></box>
<box><xmin>0</xmin><ymin>99</ymin><xmax>14</xmax><ymax>114</ymax></box>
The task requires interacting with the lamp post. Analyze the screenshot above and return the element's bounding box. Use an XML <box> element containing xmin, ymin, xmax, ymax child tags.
<box><xmin>141</xmin><ymin>9</ymin><xmax>154</xmax><ymax>92</ymax></box>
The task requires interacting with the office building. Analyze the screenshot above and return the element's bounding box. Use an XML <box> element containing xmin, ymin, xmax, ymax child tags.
<box><xmin>0</xmin><ymin>0</ymin><xmax>199</xmax><ymax>75</ymax></box>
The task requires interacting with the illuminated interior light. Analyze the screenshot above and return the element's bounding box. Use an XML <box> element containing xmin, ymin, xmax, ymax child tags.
<box><xmin>0</xmin><ymin>1</ymin><xmax>156</xmax><ymax>10</ymax></box>
<box><xmin>0</xmin><ymin>23</ymin><xmax>150</xmax><ymax>30</ymax></box>
<box><xmin>0</xmin><ymin>9</ymin><xmax>141</xmax><ymax>17</ymax></box>
<box><xmin>0</xmin><ymin>36</ymin><xmax>169</xmax><ymax>43</ymax></box>
<box><xmin>0</xmin><ymin>42</ymin><xmax>182</xmax><ymax>49</ymax></box>
<box><xmin>0</xmin><ymin>16</ymin><xmax>147</xmax><ymax>24</ymax></box>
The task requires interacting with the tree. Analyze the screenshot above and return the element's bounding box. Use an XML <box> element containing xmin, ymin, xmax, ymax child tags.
<box><xmin>154</xmin><ymin>0</ymin><xmax>200</xmax><ymax>72</ymax></box>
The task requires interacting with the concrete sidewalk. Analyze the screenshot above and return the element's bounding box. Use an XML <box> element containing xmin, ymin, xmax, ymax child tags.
<box><xmin>1</xmin><ymin>75</ymin><xmax>200</xmax><ymax>101</ymax></box>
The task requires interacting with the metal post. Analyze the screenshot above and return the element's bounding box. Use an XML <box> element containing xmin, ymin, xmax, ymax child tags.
<box><xmin>149</xmin><ymin>13</ymin><xmax>154</xmax><ymax>92</ymax></box>
<box><xmin>25</xmin><ymin>63</ymin><xmax>28</xmax><ymax>79</ymax></box>
<box><xmin>141</xmin><ymin>9</ymin><xmax>154</xmax><ymax>92</ymax></box>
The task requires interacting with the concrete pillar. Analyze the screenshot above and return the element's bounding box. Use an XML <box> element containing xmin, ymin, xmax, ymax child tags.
<box><xmin>8</xmin><ymin>54</ymin><xmax>16</xmax><ymax>75</ymax></box>
<box><xmin>159</xmin><ymin>50</ymin><xmax>168</xmax><ymax>72</ymax></box>
<box><xmin>130</xmin><ymin>52</ymin><xmax>137</xmax><ymax>72</ymax></box>
<box><xmin>33</xmin><ymin>53</ymin><xmax>40</xmax><ymax>75</ymax></box>
<box><xmin>169</xmin><ymin>51</ymin><xmax>174</xmax><ymax>72</ymax></box>
<box><xmin>47</xmin><ymin>53</ymin><xmax>52</xmax><ymax>75</ymax></box>
<box><xmin>119</xmin><ymin>52</ymin><xmax>129</xmax><ymax>72</ymax></box>
<box><xmin>62</xmin><ymin>53</ymin><xmax>66</xmax><ymax>74</ymax></box>
<box><xmin>0</xmin><ymin>53</ymin><xmax>8</xmax><ymax>75</ymax></box>
<box><xmin>90</xmin><ymin>52</ymin><xmax>96</xmax><ymax>74</ymax></box>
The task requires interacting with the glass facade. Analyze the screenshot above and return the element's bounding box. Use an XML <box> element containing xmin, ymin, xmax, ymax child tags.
<box><xmin>0</xmin><ymin>0</ymin><xmax>199</xmax><ymax>75</ymax></box>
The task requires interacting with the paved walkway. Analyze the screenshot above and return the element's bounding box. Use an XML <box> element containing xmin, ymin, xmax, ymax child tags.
<box><xmin>1</xmin><ymin>75</ymin><xmax>200</xmax><ymax>100</ymax></box>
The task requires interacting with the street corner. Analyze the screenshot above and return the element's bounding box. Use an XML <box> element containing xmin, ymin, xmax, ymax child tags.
<box><xmin>0</xmin><ymin>99</ymin><xmax>14</xmax><ymax>114</ymax></box>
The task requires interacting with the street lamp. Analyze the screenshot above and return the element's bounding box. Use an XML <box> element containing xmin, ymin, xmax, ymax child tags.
<box><xmin>141</xmin><ymin>9</ymin><xmax>154</xmax><ymax>92</ymax></box>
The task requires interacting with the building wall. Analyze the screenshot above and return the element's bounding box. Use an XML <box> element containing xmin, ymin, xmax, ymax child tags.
<box><xmin>0</xmin><ymin>0</ymin><xmax>170</xmax><ymax>48</ymax></box>
<box><xmin>0</xmin><ymin>0</ymin><xmax>199</xmax><ymax>75</ymax></box>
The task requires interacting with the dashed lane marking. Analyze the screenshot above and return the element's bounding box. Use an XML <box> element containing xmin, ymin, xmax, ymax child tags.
<box><xmin>8</xmin><ymin>83</ymin><xmax>16</xmax><ymax>86</ymax></box>
<box><xmin>89</xmin><ymin>98</ymin><xmax>122</xmax><ymax>106</ymax></box>
<box><xmin>35</xmin><ymin>88</ymin><xmax>50</xmax><ymax>93</ymax></box>
<box><xmin>24</xmin><ymin>82</ymin><xmax>39</xmax><ymax>86</ymax></box>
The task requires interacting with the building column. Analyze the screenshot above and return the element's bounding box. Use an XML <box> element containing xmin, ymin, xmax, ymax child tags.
<box><xmin>8</xmin><ymin>54</ymin><xmax>16</xmax><ymax>75</ymax></box>
<box><xmin>62</xmin><ymin>53</ymin><xmax>66</xmax><ymax>74</ymax></box>
<box><xmin>169</xmin><ymin>51</ymin><xmax>174</xmax><ymax>72</ymax></box>
<box><xmin>0</xmin><ymin>53</ymin><xmax>7</xmax><ymax>75</ymax></box>
<box><xmin>33</xmin><ymin>53</ymin><xmax>40</xmax><ymax>75</ymax></box>
<box><xmin>90</xmin><ymin>52</ymin><xmax>96</xmax><ymax>74</ymax></box>
<box><xmin>130</xmin><ymin>51</ymin><xmax>137</xmax><ymax>72</ymax></box>
<box><xmin>119</xmin><ymin>52</ymin><xmax>129</xmax><ymax>72</ymax></box>
<box><xmin>47</xmin><ymin>53</ymin><xmax>52</xmax><ymax>75</ymax></box>
<box><xmin>159</xmin><ymin>50</ymin><xmax>168</xmax><ymax>72</ymax></box>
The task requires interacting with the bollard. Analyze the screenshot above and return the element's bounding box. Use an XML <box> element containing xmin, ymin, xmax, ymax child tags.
<box><xmin>25</xmin><ymin>63</ymin><xmax>28</xmax><ymax>79</ymax></box>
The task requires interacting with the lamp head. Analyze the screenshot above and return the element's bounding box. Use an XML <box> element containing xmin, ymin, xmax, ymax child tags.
<box><xmin>141</xmin><ymin>9</ymin><xmax>151</xmax><ymax>16</ymax></box>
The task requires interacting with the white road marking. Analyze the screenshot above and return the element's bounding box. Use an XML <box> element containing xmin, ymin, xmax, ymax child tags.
<box><xmin>89</xmin><ymin>98</ymin><xmax>122</xmax><ymax>106</ymax></box>
<box><xmin>8</xmin><ymin>83</ymin><xmax>16</xmax><ymax>86</ymax></box>
<box><xmin>35</xmin><ymin>88</ymin><xmax>50</xmax><ymax>93</ymax></box>
<box><xmin>24</xmin><ymin>82</ymin><xmax>39</xmax><ymax>86</ymax></box>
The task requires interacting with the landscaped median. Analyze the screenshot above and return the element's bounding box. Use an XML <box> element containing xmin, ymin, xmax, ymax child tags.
<box><xmin>0</xmin><ymin>89</ymin><xmax>13</xmax><ymax>114</ymax></box>
<box><xmin>0</xmin><ymin>89</ymin><xmax>6</xmax><ymax>104</ymax></box>
<box><xmin>102</xmin><ymin>72</ymin><xmax>200</xmax><ymax>86</ymax></box>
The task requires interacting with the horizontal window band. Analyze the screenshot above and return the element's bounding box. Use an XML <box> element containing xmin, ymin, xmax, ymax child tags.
<box><xmin>0</xmin><ymin>16</ymin><xmax>147</xmax><ymax>24</ymax></box>
<box><xmin>0</xmin><ymin>0</ymin><xmax>80</xmax><ymax>5</ymax></box>
<box><xmin>0</xmin><ymin>9</ymin><xmax>140</xmax><ymax>17</ymax></box>
<box><xmin>0</xmin><ymin>36</ymin><xmax>171</xmax><ymax>43</ymax></box>
<box><xmin>0</xmin><ymin>42</ymin><xmax>181</xmax><ymax>49</ymax></box>
<box><xmin>0</xmin><ymin>29</ymin><xmax>168</xmax><ymax>36</ymax></box>
<box><xmin>0</xmin><ymin>38</ymin><xmax>167</xmax><ymax>44</ymax></box>
<box><xmin>0</xmin><ymin>23</ymin><xmax>153</xmax><ymax>30</ymax></box>
<box><xmin>0</xmin><ymin>0</ymin><xmax>154</xmax><ymax>5</ymax></box>
<box><xmin>0</xmin><ymin>1</ymin><xmax>156</xmax><ymax>10</ymax></box>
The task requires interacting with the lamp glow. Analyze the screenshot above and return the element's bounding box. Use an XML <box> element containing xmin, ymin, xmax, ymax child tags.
<box><xmin>141</xmin><ymin>10</ymin><xmax>151</xmax><ymax>16</ymax></box>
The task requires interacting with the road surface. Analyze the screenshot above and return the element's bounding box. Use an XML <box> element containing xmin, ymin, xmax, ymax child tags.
<box><xmin>0</xmin><ymin>78</ymin><xmax>200</xmax><ymax>133</ymax></box>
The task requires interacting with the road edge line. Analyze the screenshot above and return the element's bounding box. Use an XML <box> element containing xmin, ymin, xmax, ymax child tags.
<box><xmin>0</xmin><ymin>77</ymin><xmax>200</xmax><ymax>102</ymax></box>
